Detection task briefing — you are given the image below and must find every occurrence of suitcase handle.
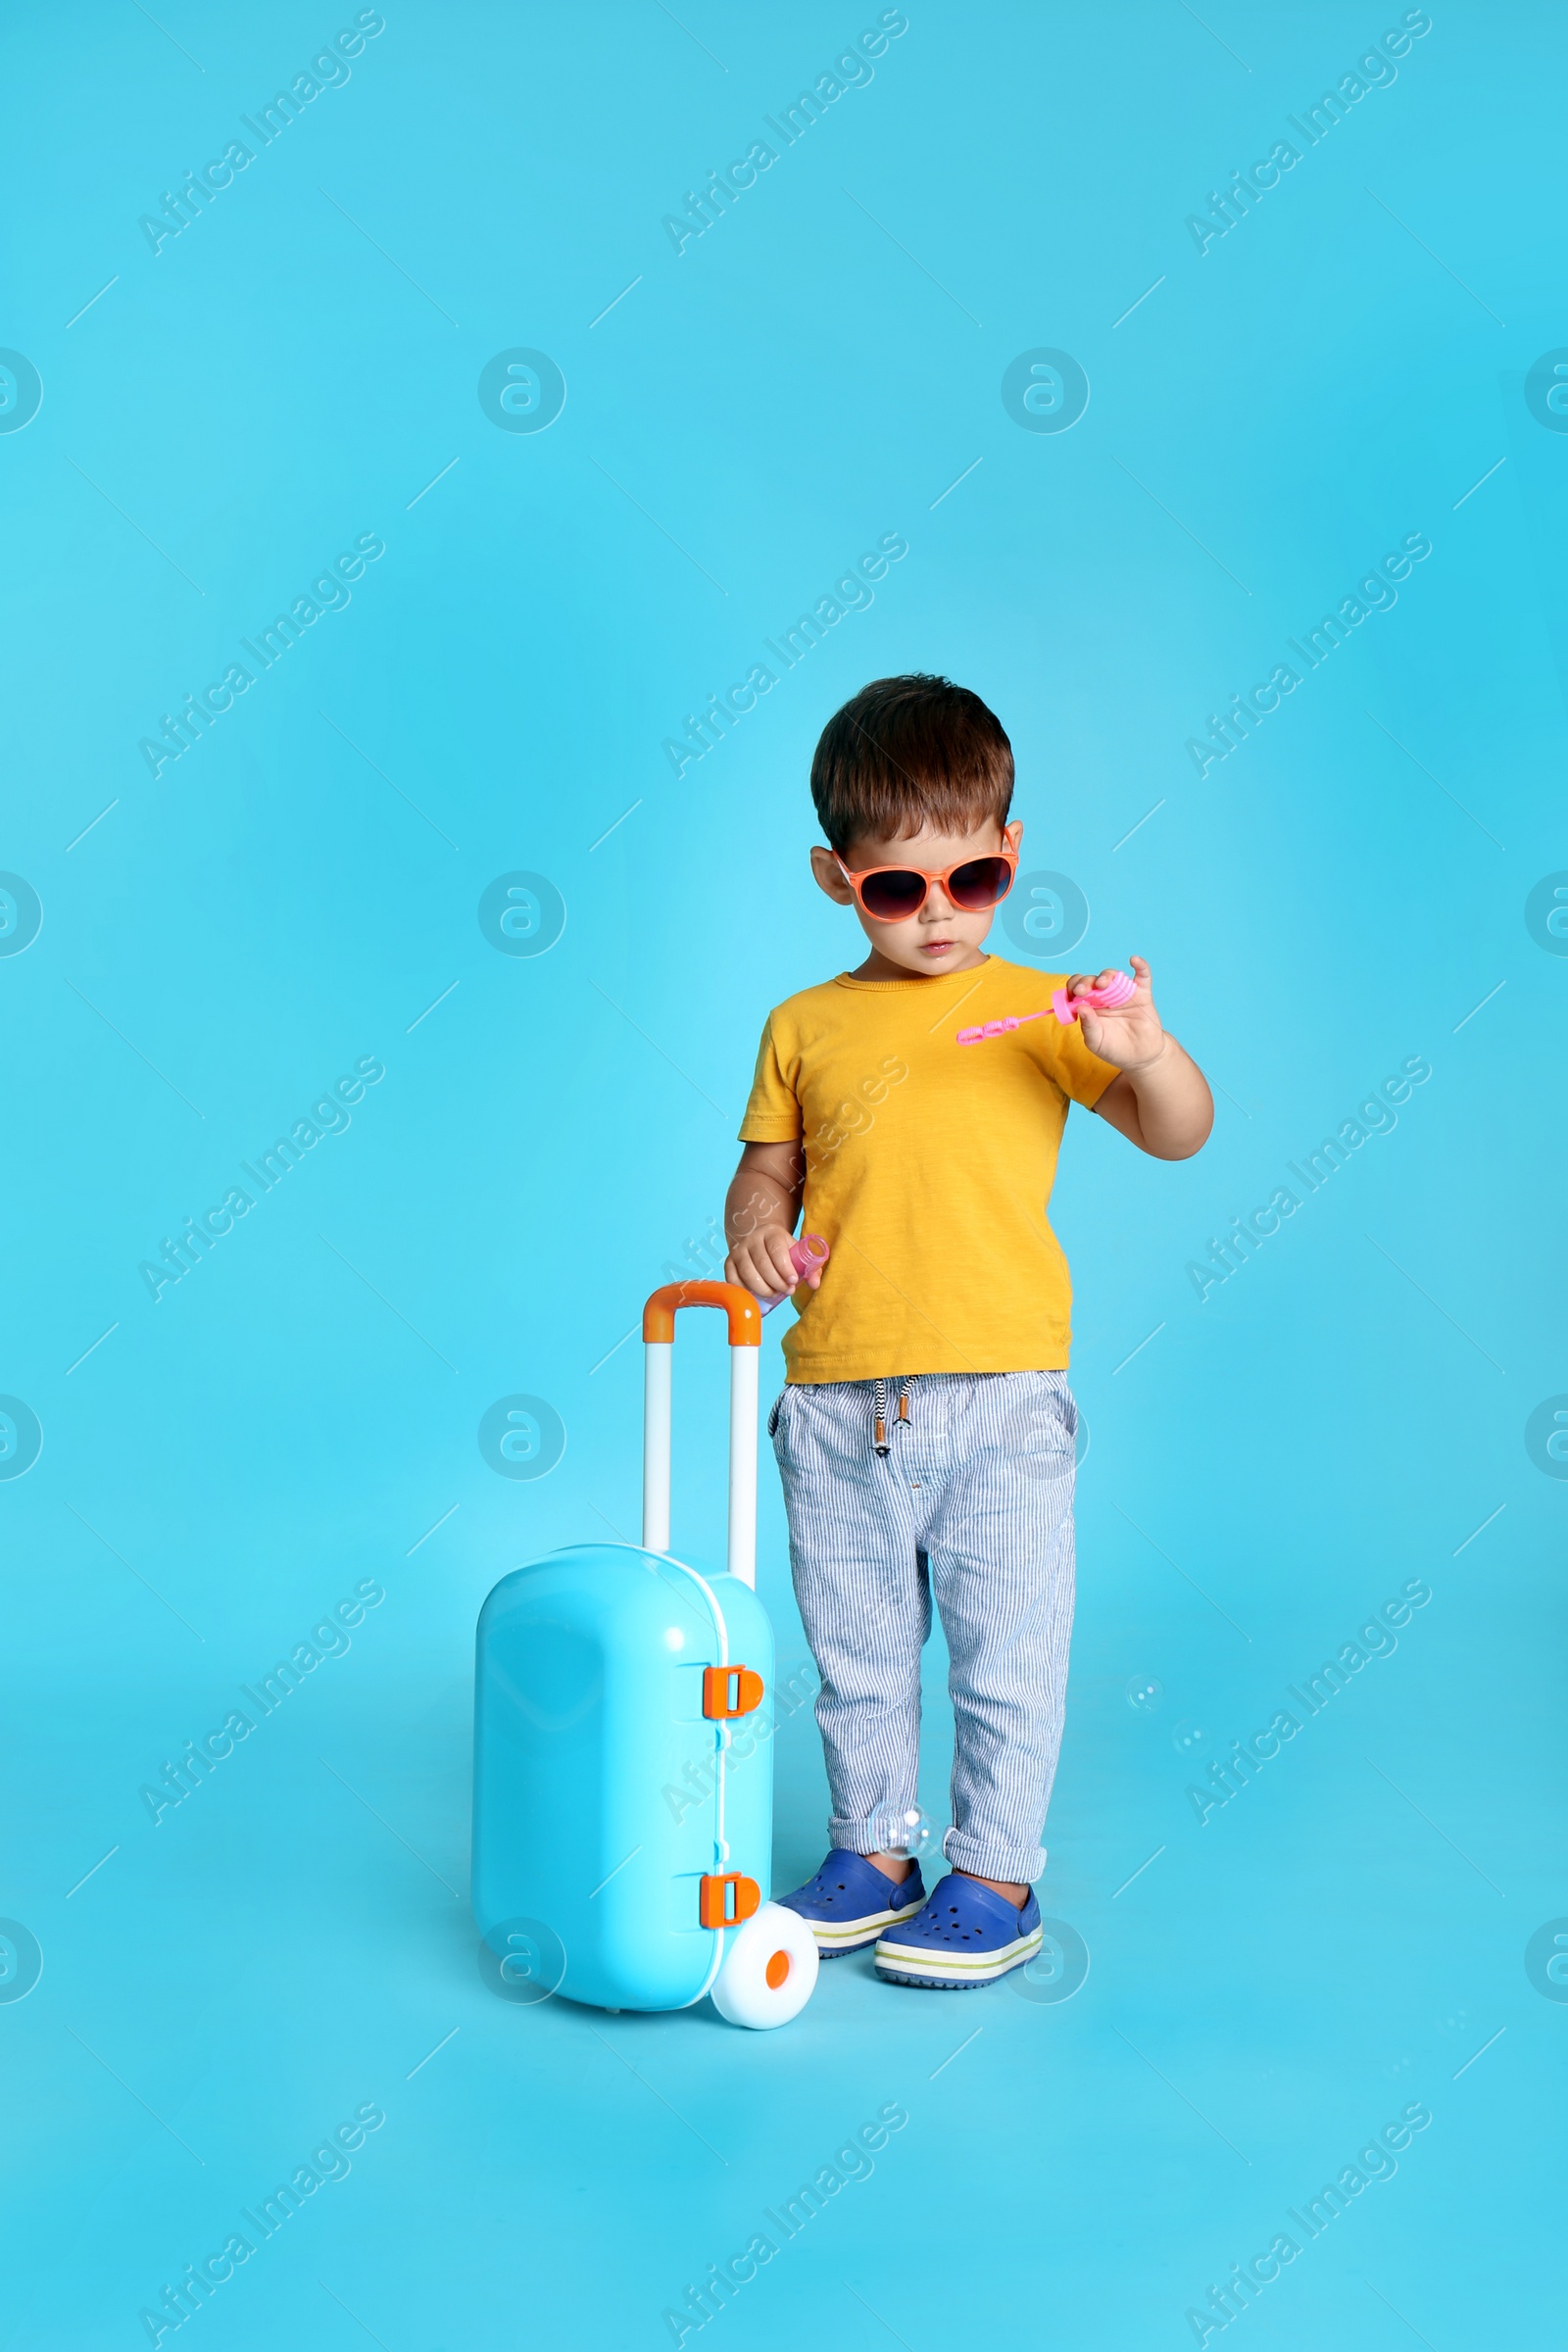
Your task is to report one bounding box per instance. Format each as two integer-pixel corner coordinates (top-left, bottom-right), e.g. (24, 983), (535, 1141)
(641, 1281), (761, 1588)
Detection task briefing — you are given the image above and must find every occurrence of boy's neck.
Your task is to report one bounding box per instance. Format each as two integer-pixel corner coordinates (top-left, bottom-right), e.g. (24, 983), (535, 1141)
(851, 945), (989, 983)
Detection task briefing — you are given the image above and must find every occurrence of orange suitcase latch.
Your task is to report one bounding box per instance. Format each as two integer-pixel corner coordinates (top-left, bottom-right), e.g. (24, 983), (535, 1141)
(699, 1873), (760, 1929)
(703, 1665), (763, 1719)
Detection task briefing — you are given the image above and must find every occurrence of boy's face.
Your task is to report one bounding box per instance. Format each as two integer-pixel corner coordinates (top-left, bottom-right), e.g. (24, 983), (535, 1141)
(810, 815), (1024, 977)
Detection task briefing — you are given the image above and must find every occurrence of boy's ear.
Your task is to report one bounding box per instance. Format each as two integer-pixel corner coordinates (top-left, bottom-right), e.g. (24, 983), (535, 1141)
(1004, 818), (1023, 853)
(810, 846), (855, 903)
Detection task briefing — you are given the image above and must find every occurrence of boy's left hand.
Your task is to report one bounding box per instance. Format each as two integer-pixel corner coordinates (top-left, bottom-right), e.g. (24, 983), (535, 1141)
(1064, 955), (1166, 1069)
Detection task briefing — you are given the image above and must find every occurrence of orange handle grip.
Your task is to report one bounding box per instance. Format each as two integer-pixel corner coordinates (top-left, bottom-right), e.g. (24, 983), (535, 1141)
(642, 1280), (762, 1348)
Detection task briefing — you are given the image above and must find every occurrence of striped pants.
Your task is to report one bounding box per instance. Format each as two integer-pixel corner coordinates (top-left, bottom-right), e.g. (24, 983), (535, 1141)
(769, 1370), (1077, 1886)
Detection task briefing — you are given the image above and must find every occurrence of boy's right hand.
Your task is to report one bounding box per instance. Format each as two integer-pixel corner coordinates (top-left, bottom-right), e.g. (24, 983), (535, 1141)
(726, 1227), (818, 1302)
(724, 1142), (812, 1299)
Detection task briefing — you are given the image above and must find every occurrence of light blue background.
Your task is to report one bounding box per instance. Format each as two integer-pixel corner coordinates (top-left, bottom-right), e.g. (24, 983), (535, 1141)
(1, 3), (1563, 2345)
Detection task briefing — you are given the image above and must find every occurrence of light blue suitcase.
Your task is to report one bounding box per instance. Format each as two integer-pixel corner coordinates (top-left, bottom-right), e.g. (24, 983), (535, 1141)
(471, 1280), (818, 2028)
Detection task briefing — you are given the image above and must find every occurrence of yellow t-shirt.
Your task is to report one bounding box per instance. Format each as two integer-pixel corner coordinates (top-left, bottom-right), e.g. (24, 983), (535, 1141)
(740, 954), (1120, 1382)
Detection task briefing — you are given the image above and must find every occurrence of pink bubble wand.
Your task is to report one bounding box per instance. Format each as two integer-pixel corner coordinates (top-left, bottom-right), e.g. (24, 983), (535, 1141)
(956, 968), (1136, 1046)
(760, 1234), (830, 1315)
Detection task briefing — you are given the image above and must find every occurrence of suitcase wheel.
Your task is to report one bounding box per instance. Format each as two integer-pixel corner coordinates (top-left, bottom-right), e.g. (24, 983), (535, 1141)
(710, 1901), (819, 2030)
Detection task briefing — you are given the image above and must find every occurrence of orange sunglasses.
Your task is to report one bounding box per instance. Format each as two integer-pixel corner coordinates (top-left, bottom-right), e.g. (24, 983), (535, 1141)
(834, 848), (1018, 923)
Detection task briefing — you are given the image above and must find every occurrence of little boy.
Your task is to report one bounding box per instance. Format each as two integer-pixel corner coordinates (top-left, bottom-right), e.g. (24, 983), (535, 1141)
(724, 674), (1212, 1987)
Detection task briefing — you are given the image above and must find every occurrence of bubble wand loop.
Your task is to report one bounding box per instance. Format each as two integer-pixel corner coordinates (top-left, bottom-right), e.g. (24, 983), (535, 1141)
(956, 967), (1136, 1046)
(760, 1234), (830, 1315)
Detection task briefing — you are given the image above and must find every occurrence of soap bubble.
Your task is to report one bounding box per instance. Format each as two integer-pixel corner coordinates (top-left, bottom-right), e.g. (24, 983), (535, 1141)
(1125, 1677), (1162, 1713)
(1171, 1719), (1207, 1756)
(871, 1804), (932, 1859)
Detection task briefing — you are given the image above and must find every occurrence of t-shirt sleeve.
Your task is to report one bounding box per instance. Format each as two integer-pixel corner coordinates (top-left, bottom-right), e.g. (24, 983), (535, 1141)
(738, 1014), (802, 1142)
(1046, 1010), (1122, 1109)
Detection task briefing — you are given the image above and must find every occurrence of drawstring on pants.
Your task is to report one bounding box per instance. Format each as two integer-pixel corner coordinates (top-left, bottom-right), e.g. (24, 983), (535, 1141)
(872, 1377), (915, 1456)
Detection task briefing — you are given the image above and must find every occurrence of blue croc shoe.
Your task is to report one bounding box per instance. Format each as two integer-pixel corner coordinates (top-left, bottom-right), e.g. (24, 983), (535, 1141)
(777, 1849), (928, 1956)
(874, 1874), (1043, 1987)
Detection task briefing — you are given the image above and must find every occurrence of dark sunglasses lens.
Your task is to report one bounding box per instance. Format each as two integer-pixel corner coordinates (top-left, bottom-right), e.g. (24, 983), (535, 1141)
(947, 857), (1013, 910)
(858, 868), (928, 920)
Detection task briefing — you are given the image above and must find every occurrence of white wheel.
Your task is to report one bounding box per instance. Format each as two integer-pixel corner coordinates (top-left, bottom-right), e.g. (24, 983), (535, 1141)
(710, 1901), (818, 2030)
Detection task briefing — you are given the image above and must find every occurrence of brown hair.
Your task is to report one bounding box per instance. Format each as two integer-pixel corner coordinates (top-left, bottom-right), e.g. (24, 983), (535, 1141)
(808, 674), (1013, 851)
